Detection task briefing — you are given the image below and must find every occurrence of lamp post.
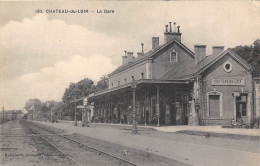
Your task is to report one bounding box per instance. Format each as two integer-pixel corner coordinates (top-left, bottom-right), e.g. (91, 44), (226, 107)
(131, 81), (138, 134)
(145, 91), (148, 126)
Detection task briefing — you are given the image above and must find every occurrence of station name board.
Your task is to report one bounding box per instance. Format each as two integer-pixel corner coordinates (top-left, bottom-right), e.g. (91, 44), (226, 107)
(211, 77), (245, 86)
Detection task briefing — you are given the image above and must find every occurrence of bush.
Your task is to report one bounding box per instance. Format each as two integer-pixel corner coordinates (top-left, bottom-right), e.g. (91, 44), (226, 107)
(250, 117), (260, 128)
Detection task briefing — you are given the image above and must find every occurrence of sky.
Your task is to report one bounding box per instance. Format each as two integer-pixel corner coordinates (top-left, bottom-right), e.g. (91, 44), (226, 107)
(0, 1), (260, 110)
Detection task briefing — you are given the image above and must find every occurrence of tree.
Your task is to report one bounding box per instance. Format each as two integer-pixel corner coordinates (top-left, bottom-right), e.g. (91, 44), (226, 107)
(62, 78), (95, 117)
(40, 105), (49, 121)
(232, 39), (260, 73)
(62, 78), (95, 103)
(24, 99), (42, 113)
(95, 75), (109, 92)
(24, 99), (42, 120)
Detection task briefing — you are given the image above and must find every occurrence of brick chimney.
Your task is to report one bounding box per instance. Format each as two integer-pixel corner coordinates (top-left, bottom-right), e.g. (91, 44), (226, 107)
(126, 52), (134, 63)
(164, 22), (182, 43)
(122, 56), (127, 65)
(212, 46), (224, 56)
(152, 37), (159, 49)
(137, 52), (143, 58)
(194, 45), (206, 65)
(122, 51), (127, 65)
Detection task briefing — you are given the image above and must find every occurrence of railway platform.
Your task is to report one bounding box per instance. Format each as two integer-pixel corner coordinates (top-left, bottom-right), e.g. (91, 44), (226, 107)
(56, 120), (260, 137)
(34, 120), (259, 166)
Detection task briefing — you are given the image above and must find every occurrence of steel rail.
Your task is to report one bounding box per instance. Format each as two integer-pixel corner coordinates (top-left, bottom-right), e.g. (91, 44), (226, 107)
(28, 121), (140, 166)
(21, 121), (82, 166)
(3, 133), (71, 137)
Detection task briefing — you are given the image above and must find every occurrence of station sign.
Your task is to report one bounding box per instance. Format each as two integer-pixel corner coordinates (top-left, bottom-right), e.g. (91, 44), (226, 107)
(233, 92), (240, 97)
(83, 97), (88, 106)
(211, 77), (245, 86)
(76, 105), (85, 109)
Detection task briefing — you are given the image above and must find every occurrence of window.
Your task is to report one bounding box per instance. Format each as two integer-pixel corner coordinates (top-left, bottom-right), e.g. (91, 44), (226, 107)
(207, 90), (223, 118)
(124, 78), (127, 83)
(242, 103), (247, 116)
(141, 72), (144, 79)
(223, 62), (232, 72)
(184, 95), (188, 102)
(209, 95), (220, 118)
(118, 81), (120, 86)
(111, 83), (113, 88)
(237, 94), (247, 102)
(170, 50), (178, 62)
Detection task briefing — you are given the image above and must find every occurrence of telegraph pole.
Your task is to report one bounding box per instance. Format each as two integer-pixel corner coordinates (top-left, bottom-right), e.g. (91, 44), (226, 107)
(74, 101), (77, 126)
(2, 106), (4, 124)
(51, 107), (53, 122)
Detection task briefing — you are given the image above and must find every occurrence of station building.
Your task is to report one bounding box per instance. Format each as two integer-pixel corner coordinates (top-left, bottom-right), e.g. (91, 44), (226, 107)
(88, 23), (260, 126)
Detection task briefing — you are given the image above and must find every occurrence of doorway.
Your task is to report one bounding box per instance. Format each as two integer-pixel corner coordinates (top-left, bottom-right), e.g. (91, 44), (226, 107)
(236, 94), (247, 122)
(169, 103), (176, 125)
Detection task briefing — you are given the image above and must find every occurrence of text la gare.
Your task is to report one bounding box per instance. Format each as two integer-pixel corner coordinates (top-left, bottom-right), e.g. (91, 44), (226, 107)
(97, 9), (114, 13)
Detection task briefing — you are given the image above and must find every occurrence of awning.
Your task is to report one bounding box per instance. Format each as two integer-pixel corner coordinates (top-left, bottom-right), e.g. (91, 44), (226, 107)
(88, 79), (191, 100)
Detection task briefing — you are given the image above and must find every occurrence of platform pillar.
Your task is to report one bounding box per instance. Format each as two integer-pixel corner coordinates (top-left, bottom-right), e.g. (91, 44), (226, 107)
(156, 85), (160, 127)
(132, 82), (138, 134)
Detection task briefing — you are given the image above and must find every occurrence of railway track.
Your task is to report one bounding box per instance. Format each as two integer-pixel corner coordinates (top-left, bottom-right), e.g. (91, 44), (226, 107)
(21, 121), (82, 166)
(22, 120), (140, 166)
(1, 120), (76, 166)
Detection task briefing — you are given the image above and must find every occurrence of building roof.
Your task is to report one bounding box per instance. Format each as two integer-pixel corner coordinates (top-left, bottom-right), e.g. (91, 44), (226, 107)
(108, 38), (195, 77)
(89, 42), (253, 100)
(158, 61), (196, 80)
(194, 48), (251, 76)
(158, 48), (252, 80)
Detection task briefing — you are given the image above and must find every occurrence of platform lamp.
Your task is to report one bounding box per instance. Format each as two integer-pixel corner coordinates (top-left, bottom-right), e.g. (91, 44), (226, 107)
(51, 106), (55, 123)
(72, 90), (81, 126)
(70, 99), (78, 126)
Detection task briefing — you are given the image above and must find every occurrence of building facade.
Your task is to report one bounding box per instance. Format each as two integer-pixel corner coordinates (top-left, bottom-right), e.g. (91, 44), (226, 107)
(88, 23), (259, 126)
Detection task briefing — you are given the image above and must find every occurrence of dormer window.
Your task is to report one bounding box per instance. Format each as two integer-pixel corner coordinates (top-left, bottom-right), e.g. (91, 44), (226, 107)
(170, 49), (178, 62)
(141, 72), (144, 79)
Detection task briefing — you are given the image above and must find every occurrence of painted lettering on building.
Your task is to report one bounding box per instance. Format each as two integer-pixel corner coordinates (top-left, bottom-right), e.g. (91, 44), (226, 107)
(211, 77), (245, 86)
